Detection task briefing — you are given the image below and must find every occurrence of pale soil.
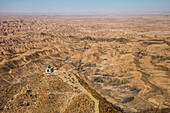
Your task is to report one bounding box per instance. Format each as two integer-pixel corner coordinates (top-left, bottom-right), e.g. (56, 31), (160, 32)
(0, 14), (170, 112)
(53, 70), (99, 113)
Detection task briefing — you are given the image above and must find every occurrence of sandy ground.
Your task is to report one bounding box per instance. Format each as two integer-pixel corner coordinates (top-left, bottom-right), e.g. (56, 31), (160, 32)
(0, 14), (170, 112)
(53, 70), (99, 113)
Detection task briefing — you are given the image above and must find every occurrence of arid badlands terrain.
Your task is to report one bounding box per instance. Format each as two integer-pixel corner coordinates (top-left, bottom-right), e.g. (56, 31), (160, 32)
(0, 14), (170, 113)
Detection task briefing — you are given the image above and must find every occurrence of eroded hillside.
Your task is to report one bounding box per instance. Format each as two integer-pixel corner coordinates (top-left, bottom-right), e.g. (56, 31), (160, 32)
(0, 14), (170, 112)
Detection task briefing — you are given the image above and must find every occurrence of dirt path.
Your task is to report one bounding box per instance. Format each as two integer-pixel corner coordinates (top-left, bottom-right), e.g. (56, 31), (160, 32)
(53, 70), (99, 113)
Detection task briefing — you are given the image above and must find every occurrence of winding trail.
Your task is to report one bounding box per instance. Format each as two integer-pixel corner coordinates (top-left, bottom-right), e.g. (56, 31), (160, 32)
(53, 70), (99, 113)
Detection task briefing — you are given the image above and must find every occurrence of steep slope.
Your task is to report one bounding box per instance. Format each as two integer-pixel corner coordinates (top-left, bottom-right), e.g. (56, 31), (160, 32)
(1, 70), (123, 113)
(0, 14), (170, 112)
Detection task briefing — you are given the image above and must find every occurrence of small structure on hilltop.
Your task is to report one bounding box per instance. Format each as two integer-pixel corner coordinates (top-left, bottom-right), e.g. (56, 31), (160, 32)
(45, 65), (54, 73)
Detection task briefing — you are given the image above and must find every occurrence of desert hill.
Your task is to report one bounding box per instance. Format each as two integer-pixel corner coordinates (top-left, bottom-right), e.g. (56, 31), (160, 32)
(0, 14), (170, 112)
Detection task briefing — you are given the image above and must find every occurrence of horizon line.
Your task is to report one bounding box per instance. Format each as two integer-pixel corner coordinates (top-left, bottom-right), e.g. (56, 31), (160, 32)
(0, 12), (170, 15)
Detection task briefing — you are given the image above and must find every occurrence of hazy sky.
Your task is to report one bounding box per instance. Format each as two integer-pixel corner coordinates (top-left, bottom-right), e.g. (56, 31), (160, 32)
(0, 0), (170, 13)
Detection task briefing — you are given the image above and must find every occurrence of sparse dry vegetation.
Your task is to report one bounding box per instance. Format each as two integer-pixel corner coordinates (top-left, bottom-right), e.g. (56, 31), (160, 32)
(0, 14), (170, 113)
